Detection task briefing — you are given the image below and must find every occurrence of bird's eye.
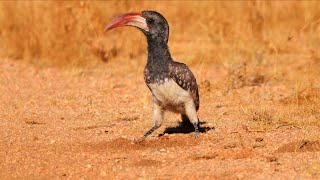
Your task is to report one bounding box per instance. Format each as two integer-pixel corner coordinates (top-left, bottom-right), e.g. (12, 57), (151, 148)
(147, 18), (154, 23)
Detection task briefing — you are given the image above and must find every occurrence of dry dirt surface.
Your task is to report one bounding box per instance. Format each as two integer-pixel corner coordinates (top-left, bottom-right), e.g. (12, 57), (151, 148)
(1, 58), (320, 179)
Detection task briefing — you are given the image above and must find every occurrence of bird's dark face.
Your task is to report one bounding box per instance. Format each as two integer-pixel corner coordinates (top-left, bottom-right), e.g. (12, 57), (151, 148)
(105, 11), (169, 44)
(141, 11), (169, 43)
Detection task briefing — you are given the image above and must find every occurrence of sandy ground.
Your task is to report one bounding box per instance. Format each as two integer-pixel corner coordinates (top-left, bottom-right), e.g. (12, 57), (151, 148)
(0, 58), (320, 179)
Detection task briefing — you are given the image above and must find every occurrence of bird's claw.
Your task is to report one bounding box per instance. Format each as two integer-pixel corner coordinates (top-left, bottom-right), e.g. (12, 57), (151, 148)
(134, 137), (146, 144)
(192, 132), (200, 138)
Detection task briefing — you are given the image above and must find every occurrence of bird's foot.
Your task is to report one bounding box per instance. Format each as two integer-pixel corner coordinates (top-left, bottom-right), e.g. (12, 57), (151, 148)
(192, 122), (200, 138)
(192, 131), (200, 138)
(134, 137), (145, 143)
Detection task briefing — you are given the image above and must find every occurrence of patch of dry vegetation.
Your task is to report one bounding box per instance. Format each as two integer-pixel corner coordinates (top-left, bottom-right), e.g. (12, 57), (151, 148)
(239, 87), (320, 129)
(243, 108), (276, 129)
(279, 88), (320, 127)
(0, 1), (320, 67)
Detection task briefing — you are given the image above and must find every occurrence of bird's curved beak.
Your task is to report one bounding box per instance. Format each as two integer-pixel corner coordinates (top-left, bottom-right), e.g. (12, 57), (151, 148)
(105, 12), (149, 32)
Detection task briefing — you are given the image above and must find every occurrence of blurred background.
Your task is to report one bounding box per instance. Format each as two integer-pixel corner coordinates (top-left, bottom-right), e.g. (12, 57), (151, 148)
(0, 1), (319, 67)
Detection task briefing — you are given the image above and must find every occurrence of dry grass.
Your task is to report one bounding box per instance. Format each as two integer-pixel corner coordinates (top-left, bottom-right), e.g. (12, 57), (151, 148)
(243, 108), (276, 129)
(238, 86), (320, 130)
(0, 1), (319, 67)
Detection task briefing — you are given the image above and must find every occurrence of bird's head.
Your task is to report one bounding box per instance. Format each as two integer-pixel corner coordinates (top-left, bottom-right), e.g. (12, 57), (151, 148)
(105, 11), (169, 44)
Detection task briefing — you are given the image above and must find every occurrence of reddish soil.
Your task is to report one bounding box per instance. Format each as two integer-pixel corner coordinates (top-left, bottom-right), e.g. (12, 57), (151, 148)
(1, 59), (320, 179)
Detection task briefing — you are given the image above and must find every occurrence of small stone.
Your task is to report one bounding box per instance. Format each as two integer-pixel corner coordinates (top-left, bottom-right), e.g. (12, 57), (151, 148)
(220, 111), (228, 115)
(252, 143), (266, 148)
(50, 140), (56, 144)
(266, 156), (278, 162)
(255, 137), (264, 142)
(86, 164), (92, 168)
(160, 148), (166, 152)
(223, 142), (237, 149)
(216, 104), (224, 108)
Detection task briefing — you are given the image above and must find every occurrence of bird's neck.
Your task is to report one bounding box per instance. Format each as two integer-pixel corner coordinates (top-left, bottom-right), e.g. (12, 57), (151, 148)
(146, 38), (172, 66)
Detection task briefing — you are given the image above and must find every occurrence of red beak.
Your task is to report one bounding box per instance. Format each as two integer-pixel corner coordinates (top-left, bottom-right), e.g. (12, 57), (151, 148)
(105, 12), (149, 32)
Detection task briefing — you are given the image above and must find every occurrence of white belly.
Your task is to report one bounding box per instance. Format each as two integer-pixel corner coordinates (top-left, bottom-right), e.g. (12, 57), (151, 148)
(148, 78), (192, 113)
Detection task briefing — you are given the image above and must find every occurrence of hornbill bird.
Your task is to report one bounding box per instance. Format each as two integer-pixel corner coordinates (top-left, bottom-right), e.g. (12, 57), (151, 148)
(105, 11), (200, 138)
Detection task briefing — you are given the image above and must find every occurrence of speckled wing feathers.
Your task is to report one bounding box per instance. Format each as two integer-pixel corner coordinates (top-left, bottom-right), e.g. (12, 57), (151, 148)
(168, 62), (199, 111)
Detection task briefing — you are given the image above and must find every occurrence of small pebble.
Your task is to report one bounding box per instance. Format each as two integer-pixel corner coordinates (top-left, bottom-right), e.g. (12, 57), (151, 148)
(255, 137), (264, 142)
(266, 156), (278, 162)
(223, 143), (237, 149)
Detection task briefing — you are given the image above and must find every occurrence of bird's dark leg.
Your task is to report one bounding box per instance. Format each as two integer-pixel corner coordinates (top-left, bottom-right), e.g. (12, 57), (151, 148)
(144, 124), (160, 138)
(144, 98), (164, 139)
(192, 122), (200, 138)
(185, 100), (200, 138)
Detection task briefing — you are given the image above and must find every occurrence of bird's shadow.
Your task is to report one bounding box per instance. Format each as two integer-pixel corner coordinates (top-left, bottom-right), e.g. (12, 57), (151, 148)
(160, 121), (214, 136)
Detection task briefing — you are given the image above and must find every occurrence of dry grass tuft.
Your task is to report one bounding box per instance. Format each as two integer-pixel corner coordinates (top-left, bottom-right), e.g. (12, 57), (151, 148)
(225, 62), (265, 90)
(280, 88), (320, 105)
(240, 88), (320, 129)
(242, 108), (276, 129)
